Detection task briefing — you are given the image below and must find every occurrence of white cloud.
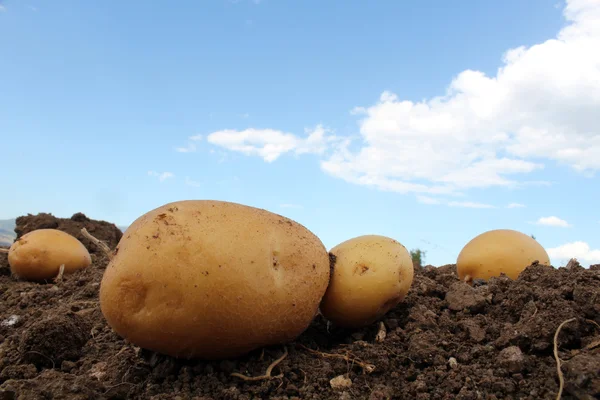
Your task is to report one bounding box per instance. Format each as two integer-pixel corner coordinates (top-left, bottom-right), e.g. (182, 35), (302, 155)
(416, 196), (498, 208)
(280, 204), (303, 209)
(507, 202), (526, 208)
(202, 0), (600, 201)
(0, 5), (6, 12)
(417, 195), (442, 205)
(185, 177), (201, 187)
(175, 134), (203, 153)
(319, 0), (600, 194)
(448, 201), (495, 209)
(535, 216), (572, 227)
(207, 124), (338, 162)
(175, 143), (197, 153)
(28, 5), (38, 11)
(148, 171), (174, 182)
(547, 241), (600, 264)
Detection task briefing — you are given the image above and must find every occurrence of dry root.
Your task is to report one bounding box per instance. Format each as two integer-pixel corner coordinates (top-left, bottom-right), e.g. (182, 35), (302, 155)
(231, 346), (288, 381)
(554, 317), (576, 400)
(81, 228), (114, 259)
(0, 248), (8, 253)
(375, 321), (387, 343)
(53, 264), (65, 283)
(298, 344), (376, 374)
(553, 317), (600, 400)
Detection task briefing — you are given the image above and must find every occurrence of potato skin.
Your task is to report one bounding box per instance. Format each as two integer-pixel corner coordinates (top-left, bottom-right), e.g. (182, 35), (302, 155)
(319, 235), (414, 328)
(457, 229), (551, 282)
(99, 200), (330, 360)
(8, 229), (91, 281)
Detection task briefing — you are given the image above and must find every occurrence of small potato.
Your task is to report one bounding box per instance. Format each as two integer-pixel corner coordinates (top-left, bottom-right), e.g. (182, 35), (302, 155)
(457, 229), (551, 282)
(99, 200), (330, 360)
(8, 229), (92, 281)
(319, 235), (414, 328)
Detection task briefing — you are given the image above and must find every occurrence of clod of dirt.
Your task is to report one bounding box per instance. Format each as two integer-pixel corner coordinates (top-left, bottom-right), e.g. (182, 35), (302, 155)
(498, 345), (525, 373)
(19, 312), (90, 369)
(564, 352), (600, 398)
(445, 281), (487, 312)
(14, 212), (122, 254)
(0, 364), (37, 381)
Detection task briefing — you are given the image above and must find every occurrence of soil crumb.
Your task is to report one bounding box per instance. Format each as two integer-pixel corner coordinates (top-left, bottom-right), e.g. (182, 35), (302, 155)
(0, 215), (599, 399)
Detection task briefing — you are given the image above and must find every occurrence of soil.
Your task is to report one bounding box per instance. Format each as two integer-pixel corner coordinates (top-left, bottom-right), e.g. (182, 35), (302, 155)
(0, 213), (599, 399)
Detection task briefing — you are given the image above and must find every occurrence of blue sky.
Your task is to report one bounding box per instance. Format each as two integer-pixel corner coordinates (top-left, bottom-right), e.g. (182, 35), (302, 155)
(1, 0), (599, 267)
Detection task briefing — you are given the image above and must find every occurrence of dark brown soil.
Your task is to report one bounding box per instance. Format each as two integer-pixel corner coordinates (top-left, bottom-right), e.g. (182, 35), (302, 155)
(0, 214), (599, 399)
(14, 212), (123, 254)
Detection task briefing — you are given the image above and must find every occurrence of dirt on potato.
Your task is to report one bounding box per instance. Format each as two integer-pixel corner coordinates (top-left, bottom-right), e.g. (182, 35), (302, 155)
(0, 213), (599, 400)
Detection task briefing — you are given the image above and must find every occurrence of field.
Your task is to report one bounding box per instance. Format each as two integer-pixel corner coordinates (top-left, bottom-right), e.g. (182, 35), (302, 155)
(0, 213), (598, 399)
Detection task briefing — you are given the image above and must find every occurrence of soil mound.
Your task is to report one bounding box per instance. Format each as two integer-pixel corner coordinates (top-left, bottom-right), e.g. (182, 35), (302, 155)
(0, 222), (598, 399)
(14, 212), (122, 253)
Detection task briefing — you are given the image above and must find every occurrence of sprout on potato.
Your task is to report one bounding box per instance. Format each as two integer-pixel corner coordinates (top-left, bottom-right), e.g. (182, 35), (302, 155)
(7, 229), (91, 281)
(456, 229), (551, 283)
(99, 200), (331, 360)
(319, 235), (415, 328)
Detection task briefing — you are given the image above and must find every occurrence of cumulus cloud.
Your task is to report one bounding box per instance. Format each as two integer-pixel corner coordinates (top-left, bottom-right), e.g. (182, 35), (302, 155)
(547, 241), (600, 264)
(535, 216), (572, 227)
(202, 0), (600, 200)
(148, 171), (174, 182)
(207, 125), (338, 162)
(320, 0), (600, 194)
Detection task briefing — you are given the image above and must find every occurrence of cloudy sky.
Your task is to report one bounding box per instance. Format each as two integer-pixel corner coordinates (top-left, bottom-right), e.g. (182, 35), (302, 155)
(1, 0), (599, 267)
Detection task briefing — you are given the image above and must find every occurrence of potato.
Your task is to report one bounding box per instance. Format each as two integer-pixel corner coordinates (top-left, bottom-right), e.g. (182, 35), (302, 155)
(8, 229), (92, 281)
(99, 200), (330, 360)
(319, 235), (414, 328)
(457, 229), (551, 282)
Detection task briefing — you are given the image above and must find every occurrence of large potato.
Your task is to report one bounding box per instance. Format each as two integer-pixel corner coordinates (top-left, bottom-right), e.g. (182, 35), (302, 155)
(8, 229), (91, 281)
(319, 235), (414, 328)
(457, 229), (551, 282)
(99, 200), (330, 360)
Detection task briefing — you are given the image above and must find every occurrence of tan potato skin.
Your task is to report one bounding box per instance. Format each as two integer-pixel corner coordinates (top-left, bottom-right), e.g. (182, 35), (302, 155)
(457, 229), (551, 282)
(8, 229), (92, 281)
(319, 235), (414, 328)
(99, 200), (330, 360)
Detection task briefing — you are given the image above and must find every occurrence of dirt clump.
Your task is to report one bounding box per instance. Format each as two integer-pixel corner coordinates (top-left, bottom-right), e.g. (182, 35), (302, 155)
(0, 216), (599, 399)
(14, 212), (122, 253)
(19, 312), (91, 368)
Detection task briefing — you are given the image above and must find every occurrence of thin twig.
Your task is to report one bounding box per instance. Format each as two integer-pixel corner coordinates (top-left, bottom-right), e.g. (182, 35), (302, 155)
(0, 248), (9, 253)
(81, 228), (114, 259)
(24, 351), (56, 368)
(298, 344), (376, 374)
(554, 317), (576, 400)
(231, 346), (288, 381)
(586, 319), (600, 331)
